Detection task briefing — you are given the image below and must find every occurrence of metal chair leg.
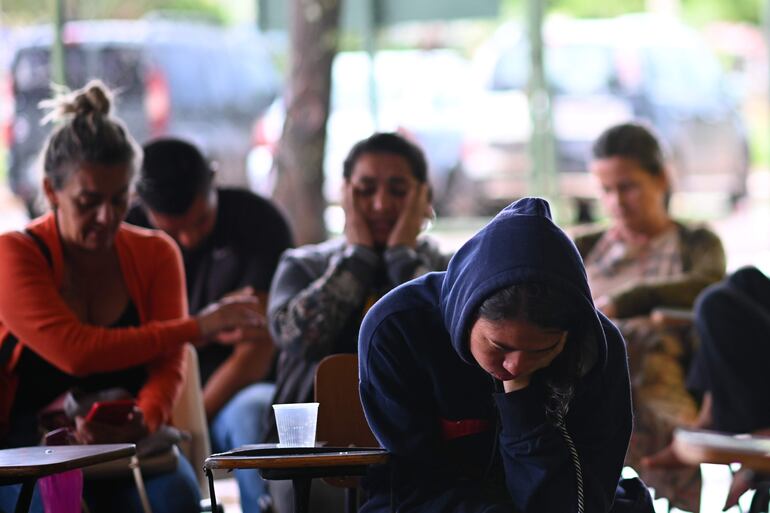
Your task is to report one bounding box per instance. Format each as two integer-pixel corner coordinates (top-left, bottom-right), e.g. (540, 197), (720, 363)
(345, 487), (358, 513)
(205, 468), (219, 513)
(292, 477), (312, 513)
(129, 455), (153, 513)
(14, 478), (37, 513)
(749, 486), (769, 513)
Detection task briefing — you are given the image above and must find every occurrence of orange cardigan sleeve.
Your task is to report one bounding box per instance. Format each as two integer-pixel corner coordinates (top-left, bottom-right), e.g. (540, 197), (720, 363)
(0, 232), (200, 377)
(132, 235), (190, 431)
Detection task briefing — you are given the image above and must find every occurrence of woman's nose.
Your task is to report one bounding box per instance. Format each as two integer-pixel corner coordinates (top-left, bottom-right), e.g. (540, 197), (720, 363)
(95, 203), (114, 224)
(605, 190), (626, 213)
(503, 353), (524, 376)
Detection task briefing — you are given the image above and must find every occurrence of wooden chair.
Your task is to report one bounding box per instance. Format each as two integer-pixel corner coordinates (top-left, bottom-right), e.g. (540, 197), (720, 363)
(314, 354), (381, 512)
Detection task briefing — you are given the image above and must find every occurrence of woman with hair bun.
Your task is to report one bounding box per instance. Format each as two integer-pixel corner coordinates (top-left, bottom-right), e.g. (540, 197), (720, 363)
(0, 80), (264, 512)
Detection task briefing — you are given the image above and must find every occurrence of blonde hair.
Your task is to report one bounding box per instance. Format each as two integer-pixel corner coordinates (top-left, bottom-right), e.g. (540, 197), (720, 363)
(39, 80), (139, 189)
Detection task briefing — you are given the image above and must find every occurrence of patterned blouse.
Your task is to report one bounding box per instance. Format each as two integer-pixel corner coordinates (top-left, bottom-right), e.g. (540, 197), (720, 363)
(574, 222), (726, 318)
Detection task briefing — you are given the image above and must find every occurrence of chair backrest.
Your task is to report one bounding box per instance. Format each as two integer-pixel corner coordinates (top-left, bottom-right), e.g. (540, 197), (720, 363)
(314, 354), (378, 448)
(172, 344), (212, 496)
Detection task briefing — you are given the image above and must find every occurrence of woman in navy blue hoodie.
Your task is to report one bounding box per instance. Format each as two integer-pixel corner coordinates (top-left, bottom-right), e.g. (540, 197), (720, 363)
(359, 198), (642, 512)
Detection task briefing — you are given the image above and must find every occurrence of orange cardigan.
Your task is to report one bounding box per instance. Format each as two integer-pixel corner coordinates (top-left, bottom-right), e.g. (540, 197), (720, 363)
(0, 213), (201, 431)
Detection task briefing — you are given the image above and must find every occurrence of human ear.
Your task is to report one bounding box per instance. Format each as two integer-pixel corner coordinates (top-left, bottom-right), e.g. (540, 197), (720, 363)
(43, 177), (59, 209)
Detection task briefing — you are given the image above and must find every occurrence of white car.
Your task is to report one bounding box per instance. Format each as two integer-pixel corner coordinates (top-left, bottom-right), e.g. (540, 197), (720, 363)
(462, 15), (749, 218)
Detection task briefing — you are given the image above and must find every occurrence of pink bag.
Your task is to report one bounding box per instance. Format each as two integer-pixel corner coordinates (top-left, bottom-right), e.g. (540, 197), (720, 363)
(38, 470), (83, 513)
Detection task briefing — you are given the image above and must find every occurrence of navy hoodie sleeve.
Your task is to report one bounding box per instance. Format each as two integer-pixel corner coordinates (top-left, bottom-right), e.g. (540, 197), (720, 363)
(361, 313), (631, 513)
(493, 318), (632, 512)
(360, 312), (510, 513)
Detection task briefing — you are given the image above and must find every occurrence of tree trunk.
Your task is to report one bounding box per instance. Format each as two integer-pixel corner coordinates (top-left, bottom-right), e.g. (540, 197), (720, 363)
(273, 0), (341, 245)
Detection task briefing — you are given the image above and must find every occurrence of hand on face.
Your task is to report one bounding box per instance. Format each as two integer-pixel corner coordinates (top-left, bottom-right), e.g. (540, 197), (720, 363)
(470, 318), (569, 393)
(344, 151), (430, 249)
(343, 181), (375, 248)
(387, 183), (431, 249)
(502, 333), (567, 392)
(75, 406), (147, 444)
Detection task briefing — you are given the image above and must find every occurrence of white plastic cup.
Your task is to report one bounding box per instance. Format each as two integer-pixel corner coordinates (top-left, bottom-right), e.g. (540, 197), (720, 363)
(272, 402), (319, 447)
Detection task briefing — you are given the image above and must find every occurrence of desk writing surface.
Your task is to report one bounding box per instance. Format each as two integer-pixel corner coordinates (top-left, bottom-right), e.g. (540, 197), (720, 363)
(0, 444), (136, 478)
(674, 429), (770, 473)
(204, 445), (389, 471)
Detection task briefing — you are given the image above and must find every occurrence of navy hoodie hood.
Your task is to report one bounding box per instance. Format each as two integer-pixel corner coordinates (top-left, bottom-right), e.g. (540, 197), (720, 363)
(440, 197), (602, 373)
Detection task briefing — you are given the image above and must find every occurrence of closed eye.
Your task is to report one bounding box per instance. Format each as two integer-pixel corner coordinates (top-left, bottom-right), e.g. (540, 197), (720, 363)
(532, 341), (561, 354)
(489, 340), (508, 352)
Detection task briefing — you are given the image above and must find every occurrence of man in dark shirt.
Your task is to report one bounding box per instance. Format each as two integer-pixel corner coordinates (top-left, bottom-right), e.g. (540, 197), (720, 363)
(127, 138), (292, 513)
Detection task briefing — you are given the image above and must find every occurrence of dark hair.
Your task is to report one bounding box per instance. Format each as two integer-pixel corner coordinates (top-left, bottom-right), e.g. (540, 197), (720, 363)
(342, 132), (428, 183)
(136, 138), (213, 215)
(592, 122), (665, 178)
(40, 80), (138, 189)
(478, 282), (583, 423)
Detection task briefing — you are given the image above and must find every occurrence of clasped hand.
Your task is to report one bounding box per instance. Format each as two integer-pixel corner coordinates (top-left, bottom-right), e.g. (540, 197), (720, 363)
(196, 288), (267, 345)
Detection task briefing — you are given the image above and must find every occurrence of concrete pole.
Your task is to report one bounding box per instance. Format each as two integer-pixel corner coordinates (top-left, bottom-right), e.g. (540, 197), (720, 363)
(362, 0), (379, 129)
(526, 0), (556, 202)
(51, 0), (66, 86)
(765, 0), (770, 179)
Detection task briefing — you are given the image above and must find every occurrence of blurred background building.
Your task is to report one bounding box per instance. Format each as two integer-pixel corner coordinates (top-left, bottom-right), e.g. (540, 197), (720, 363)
(1, 0), (769, 250)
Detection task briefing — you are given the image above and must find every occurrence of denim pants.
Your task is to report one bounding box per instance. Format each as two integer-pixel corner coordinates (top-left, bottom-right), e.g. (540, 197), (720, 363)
(0, 453), (200, 513)
(209, 382), (276, 513)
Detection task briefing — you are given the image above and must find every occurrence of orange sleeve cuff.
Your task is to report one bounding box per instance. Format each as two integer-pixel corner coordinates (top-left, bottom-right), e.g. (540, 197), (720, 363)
(138, 400), (164, 433)
(160, 318), (201, 346)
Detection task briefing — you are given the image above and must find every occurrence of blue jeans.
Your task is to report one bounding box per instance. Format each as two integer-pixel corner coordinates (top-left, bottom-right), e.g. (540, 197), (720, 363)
(210, 382), (275, 513)
(0, 453), (200, 513)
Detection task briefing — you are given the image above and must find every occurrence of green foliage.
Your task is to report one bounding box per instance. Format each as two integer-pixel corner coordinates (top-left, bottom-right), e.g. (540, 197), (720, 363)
(748, 107), (770, 168)
(550, 0), (646, 19)
(501, 0), (645, 19)
(681, 0), (761, 25)
(500, 0), (763, 24)
(1, 0), (227, 24)
(1, 0), (50, 23)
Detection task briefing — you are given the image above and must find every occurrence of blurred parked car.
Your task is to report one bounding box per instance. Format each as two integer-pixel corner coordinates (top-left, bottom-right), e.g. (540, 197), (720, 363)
(247, 49), (473, 215)
(2, 18), (280, 215)
(464, 14), (750, 217)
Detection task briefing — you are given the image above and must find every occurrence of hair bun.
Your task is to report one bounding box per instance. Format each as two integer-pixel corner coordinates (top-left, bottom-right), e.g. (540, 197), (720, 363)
(74, 81), (112, 117)
(39, 79), (113, 125)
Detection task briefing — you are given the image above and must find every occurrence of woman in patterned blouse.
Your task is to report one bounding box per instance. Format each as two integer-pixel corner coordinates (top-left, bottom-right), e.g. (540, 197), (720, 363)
(573, 122), (726, 511)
